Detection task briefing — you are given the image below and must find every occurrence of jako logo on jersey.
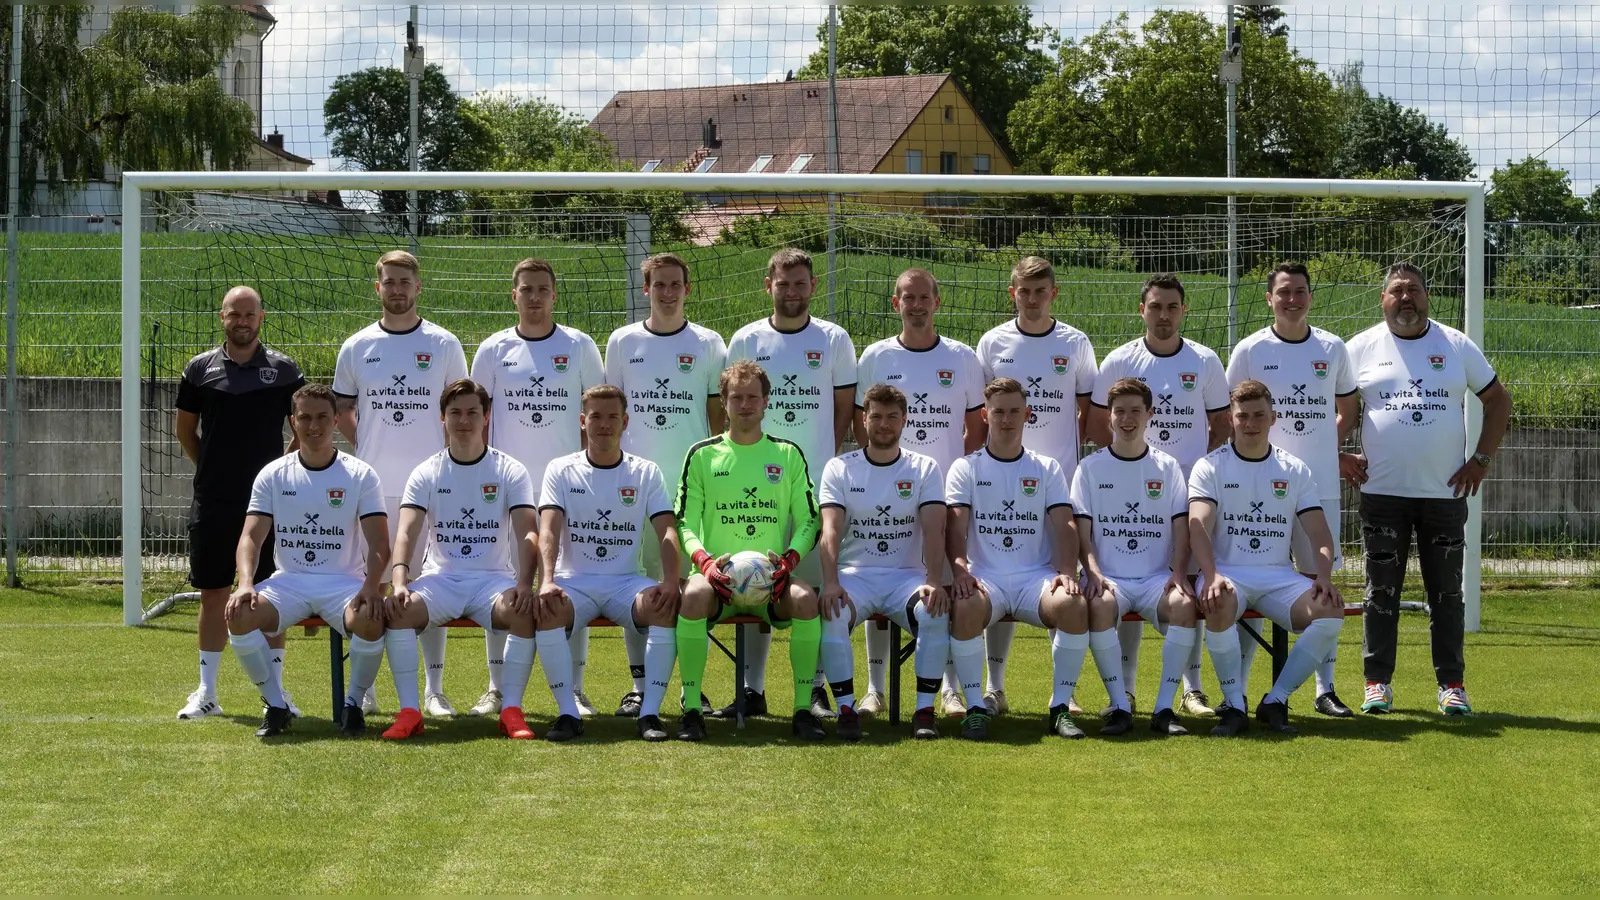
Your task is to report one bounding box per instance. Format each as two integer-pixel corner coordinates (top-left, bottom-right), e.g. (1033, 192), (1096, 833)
(327, 489), (345, 508)
(805, 350), (823, 369)
(1429, 355), (1445, 371)
(1146, 479), (1163, 499)
(481, 483), (499, 503)
(552, 355), (569, 372)
(1272, 480), (1288, 499)
(765, 464), (783, 483)
(258, 367), (278, 385)
(1312, 360), (1329, 379)
(1179, 372), (1197, 391)
(938, 370), (953, 387)
(896, 480), (913, 499)
(415, 353), (432, 371)
(619, 486), (637, 506)
(678, 354), (695, 373)
(1020, 477), (1038, 496)
(1052, 356), (1068, 375)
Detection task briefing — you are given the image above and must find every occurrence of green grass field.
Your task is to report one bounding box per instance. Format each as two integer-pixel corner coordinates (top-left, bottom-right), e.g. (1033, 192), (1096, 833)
(2, 583), (1596, 892)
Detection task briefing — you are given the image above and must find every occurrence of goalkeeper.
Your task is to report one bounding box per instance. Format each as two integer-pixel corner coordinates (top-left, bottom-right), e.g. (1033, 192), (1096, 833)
(674, 360), (825, 742)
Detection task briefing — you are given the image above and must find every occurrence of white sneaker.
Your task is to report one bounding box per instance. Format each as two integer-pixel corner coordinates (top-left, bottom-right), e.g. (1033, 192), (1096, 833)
(282, 690), (302, 719)
(177, 688), (223, 720)
(423, 692), (457, 717)
(1178, 689), (1216, 717)
(469, 688), (503, 716)
(938, 688), (966, 718)
(573, 690), (596, 717)
(361, 686), (380, 716)
(983, 688), (1010, 716)
(857, 691), (886, 718)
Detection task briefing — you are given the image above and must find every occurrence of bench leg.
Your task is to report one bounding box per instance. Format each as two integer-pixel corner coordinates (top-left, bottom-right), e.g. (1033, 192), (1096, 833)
(328, 628), (344, 722)
(888, 621), (901, 727)
(1271, 622), (1288, 683)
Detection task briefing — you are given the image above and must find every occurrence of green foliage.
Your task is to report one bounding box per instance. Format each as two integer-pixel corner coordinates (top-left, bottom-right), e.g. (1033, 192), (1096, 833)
(1010, 224), (1137, 272)
(715, 202), (979, 261)
(1487, 157), (1591, 224)
(1491, 226), (1600, 306)
(1, 6), (96, 212)
(1329, 71), (1474, 181)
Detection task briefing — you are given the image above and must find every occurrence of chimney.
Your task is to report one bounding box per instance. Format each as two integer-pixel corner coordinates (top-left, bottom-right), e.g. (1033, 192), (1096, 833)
(266, 130), (285, 151)
(702, 118), (721, 149)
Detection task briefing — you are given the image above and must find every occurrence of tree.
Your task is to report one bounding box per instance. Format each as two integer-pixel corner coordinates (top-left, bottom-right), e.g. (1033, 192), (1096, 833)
(1487, 157), (1589, 223)
(463, 94), (613, 172)
(1239, 5), (1289, 39)
(796, 4), (1055, 146)
(1, 6), (93, 214)
(1328, 73), (1474, 182)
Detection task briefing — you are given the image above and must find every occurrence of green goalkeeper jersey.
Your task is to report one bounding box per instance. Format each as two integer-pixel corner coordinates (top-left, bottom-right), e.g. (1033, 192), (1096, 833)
(675, 433), (819, 559)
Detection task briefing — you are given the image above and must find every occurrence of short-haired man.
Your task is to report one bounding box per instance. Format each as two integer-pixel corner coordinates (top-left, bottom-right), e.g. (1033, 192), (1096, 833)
(1091, 274), (1231, 719)
(1188, 380), (1345, 735)
(852, 268), (985, 719)
(947, 377), (1122, 740)
(1226, 261), (1360, 716)
(975, 255), (1099, 720)
(674, 360), (826, 741)
(1345, 263), (1512, 716)
(1072, 377), (1205, 735)
(333, 250), (468, 717)
(384, 380), (541, 741)
(721, 249), (856, 719)
(536, 385), (685, 742)
(603, 251), (726, 717)
(818, 383), (956, 740)
(224, 384), (390, 738)
(469, 258), (605, 718)
(174, 286), (306, 720)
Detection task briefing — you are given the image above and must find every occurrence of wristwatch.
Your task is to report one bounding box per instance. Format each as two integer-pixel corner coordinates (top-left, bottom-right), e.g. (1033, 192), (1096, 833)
(1471, 452), (1492, 468)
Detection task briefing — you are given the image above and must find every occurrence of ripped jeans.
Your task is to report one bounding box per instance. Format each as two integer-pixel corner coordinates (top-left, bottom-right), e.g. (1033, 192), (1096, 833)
(1359, 493), (1469, 685)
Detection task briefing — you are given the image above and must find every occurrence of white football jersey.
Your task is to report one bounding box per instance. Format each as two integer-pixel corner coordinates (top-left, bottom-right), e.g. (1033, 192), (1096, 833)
(248, 451), (385, 578)
(855, 336), (984, 475)
(818, 448), (945, 571)
(603, 320), (728, 494)
(1070, 445), (1188, 581)
(1188, 443), (1321, 569)
(1347, 319), (1497, 500)
(470, 324), (605, 489)
(332, 319), (469, 493)
(1226, 325), (1356, 498)
(400, 447), (536, 576)
(539, 451), (672, 577)
(1093, 337), (1228, 471)
(946, 447), (1071, 574)
(726, 315), (857, 483)
(977, 318), (1098, 478)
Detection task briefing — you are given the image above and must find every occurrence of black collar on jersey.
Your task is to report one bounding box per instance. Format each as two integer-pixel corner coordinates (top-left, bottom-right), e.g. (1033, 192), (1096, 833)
(297, 449), (339, 471)
(864, 448), (903, 467)
(516, 322), (558, 341)
(1109, 446), (1150, 462)
(895, 334), (941, 353)
(1015, 317), (1058, 338)
(217, 342), (270, 368)
(1229, 442), (1273, 463)
(1390, 320), (1433, 341)
(985, 446), (1024, 463)
(585, 450), (624, 470)
(379, 318), (424, 336)
(1270, 325), (1312, 345)
(644, 319), (689, 338)
(1142, 337), (1184, 358)
(448, 447), (489, 466)
(767, 315), (813, 335)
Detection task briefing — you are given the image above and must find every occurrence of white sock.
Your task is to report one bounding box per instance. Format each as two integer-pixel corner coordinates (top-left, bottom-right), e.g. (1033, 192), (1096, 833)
(346, 634), (385, 707)
(1183, 631), (1205, 693)
(623, 623), (648, 694)
(1156, 626), (1196, 713)
(229, 630), (283, 707)
(1314, 651), (1337, 696)
(1117, 619), (1144, 693)
(485, 628), (508, 693)
(536, 629), (581, 717)
(385, 629), (421, 711)
(984, 620), (1017, 691)
(641, 626), (675, 717)
(419, 624), (447, 695)
(1049, 629), (1090, 710)
(943, 664), (959, 696)
(1266, 618), (1342, 705)
(744, 624), (771, 692)
(865, 623), (890, 695)
(199, 649), (223, 693)
(268, 646), (286, 698)
(1204, 626), (1245, 711)
(1089, 627), (1126, 711)
(912, 608), (949, 711)
(502, 634), (536, 710)
(949, 634), (986, 710)
(567, 625), (589, 694)
(820, 614), (854, 710)
(1238, 625), (1260, 700)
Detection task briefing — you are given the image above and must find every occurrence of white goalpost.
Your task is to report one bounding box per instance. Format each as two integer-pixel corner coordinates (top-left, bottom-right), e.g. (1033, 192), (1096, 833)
(118, 170), (1487, 629)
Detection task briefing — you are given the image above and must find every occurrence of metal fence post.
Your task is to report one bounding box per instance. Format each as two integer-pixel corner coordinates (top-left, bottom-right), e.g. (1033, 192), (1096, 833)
(824, 4), (839, 320)
(405, 5), (421, 256)
(624, 212), (650, 325)
(4, 3), (21, 587)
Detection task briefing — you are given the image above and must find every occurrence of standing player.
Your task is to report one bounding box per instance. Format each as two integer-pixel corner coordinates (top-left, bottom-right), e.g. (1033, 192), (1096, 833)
(975, 255), (1098, 718)
(673, 361), (825, 741)
(817, 384), (954, 740)
(1090, 274), (1230, 718)
(1188, 380), (1345, 735)
(603, 252), (726, 717)
(333, 250), (467, 717)
(947, 377), (1123, 740)
(174, 286), (306, 720)
(852, 268), (985, 719)
(383, 380), (540, 741)
(469, 258), (604, 717)
(1226, 262), (1360, 716)
(538, 385), (685, 741)
(224, 384), (390, 739)
(721, 249), (856, 718)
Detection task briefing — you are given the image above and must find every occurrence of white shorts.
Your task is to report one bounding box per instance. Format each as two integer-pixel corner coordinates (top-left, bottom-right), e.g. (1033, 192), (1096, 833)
(259, 571), (364, 637)
(559, 572), (658, 633)
(973, 566), (1056, 628)
(409, 571), (515, 629)
(1291, 500), (1343, 573)
(1201, 564), (1313, 633)
(838, 566), (929, 632)
(1101, 571), (1170, 625)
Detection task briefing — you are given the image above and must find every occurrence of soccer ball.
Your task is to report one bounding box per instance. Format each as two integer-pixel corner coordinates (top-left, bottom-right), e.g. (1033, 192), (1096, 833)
(723, 550), (777, 608)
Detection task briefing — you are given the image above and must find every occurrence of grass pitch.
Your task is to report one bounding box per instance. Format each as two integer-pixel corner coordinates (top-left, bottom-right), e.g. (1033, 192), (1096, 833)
(1, 584), (1596, 892)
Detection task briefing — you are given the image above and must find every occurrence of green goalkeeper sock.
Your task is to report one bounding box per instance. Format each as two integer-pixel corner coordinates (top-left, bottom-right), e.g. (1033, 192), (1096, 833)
(789, 616), (821, 712)
(676, 615), (708, 712)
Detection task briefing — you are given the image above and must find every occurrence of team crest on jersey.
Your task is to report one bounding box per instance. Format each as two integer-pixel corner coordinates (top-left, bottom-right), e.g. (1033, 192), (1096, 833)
(1020, 477), (1038, 496)
(1272, 480), (1288, 499)
(1311, 360), (1329, 379)
(327, 489), (345, 508)
(552, 355), (569, 372)
(765, 464), (783, 483)
(1429, 355), (1445, 371)
(805, 350), (823, 369)
(677, 354), (695, 373)
(896, 479), (913, 499)
(415, 352), (432, 371)
(1179, 372), (1197, 391)
(481, 483), (499, 503)
(1052, 356), (1068, 375)
(619, 486), (637, 506)
(1146, 479), (1163, 499)
(258, 367), (278, 385)
(937, 370), (953, 387)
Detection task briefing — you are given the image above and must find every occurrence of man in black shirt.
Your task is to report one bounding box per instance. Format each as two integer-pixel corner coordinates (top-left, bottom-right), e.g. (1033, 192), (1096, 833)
(173, 286), (305, 720)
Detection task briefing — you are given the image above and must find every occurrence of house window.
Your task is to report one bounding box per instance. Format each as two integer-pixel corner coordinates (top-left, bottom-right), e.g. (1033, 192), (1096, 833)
(693, 156), (719, 173)
(641, 159), (662, 172)
(905, 149), (922, 174)
(973, 154), (991, 175)
(939, 152), (958, 174)
(787, 154), (814, 173)
(749, 155), (774, 173)
(943, 105), (953, 122)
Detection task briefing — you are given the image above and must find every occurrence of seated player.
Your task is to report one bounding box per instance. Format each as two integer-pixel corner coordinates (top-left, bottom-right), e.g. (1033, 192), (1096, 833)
(385, 379), (542, 741)
(817, 383), (960, 741)
(674, 360), (826, 742)
(1189, 379), (1346, 736)
(1073, 377), (1226, 736)
(224, 383), (390, 738)
(535, 385), (684, 742)
(947, 377), (1123, 740)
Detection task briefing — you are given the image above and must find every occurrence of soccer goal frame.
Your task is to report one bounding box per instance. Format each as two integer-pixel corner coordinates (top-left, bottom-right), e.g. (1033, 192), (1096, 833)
(118, 170), (1487, 628)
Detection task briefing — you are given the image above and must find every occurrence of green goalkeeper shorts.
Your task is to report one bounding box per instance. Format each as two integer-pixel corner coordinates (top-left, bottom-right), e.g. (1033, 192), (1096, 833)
(708, 599), (793, 630)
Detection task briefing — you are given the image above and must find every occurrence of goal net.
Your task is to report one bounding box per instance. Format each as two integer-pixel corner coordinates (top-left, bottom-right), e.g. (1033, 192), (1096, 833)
(119, 171), (1486, 625)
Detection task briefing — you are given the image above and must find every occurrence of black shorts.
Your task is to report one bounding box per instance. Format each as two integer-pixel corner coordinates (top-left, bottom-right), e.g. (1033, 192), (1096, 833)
(188, 515), (274, 590)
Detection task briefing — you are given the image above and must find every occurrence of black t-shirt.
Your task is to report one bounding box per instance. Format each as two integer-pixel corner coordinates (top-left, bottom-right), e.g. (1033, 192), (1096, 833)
(175, 344), (306, 518)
